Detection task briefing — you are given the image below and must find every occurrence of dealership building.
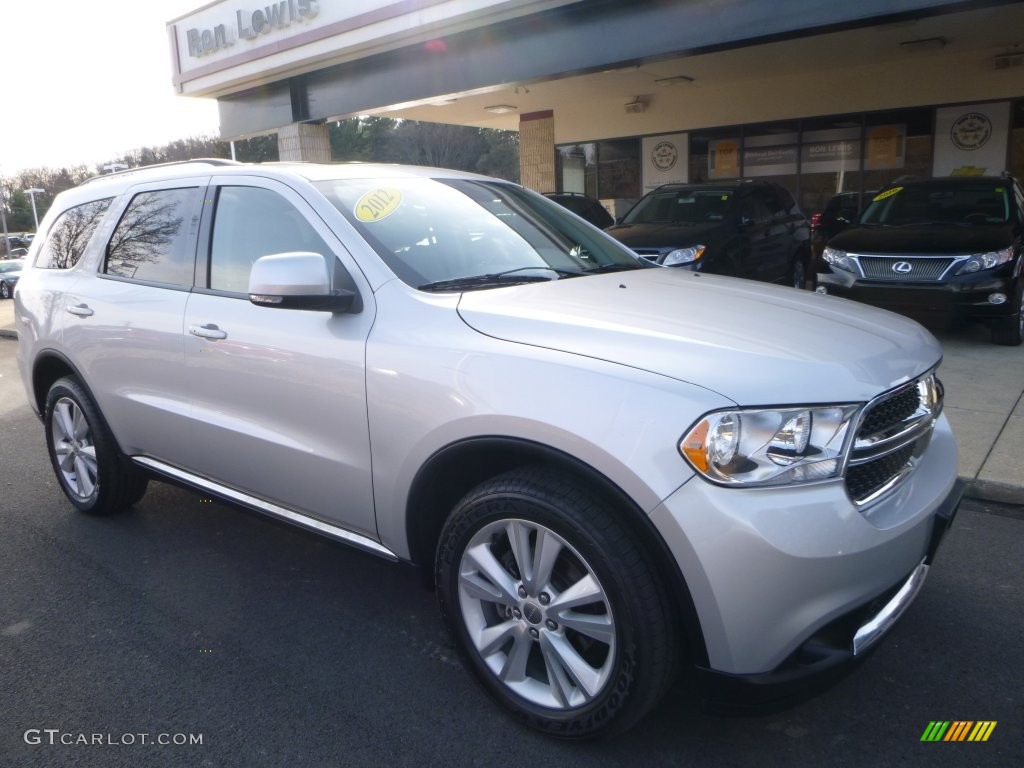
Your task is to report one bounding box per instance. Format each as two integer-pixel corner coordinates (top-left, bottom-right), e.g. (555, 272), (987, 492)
(168, 0), (1024, 215)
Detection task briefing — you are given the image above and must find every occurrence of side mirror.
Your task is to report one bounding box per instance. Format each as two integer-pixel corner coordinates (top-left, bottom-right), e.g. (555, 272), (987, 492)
(248, 252), (356, 313)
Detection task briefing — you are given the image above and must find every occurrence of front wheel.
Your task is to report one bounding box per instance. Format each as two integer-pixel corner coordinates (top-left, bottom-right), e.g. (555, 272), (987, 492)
(435, 467), (677, 738)
(44, 377), (148, 514)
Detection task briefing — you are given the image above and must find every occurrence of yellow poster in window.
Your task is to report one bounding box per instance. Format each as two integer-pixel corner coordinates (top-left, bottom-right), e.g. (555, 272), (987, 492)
(710, 139), (740, 179)
(866, 125), (905, 170)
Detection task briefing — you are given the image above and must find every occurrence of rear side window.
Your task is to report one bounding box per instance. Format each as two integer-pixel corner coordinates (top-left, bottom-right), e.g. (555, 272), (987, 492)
(105, 188), (202, 286)
(35, 198), (113, 270)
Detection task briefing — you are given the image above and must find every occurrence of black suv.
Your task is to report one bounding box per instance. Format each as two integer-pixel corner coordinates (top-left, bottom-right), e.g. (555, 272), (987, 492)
(606, 181), (811, 288)
(819, 176), (1024, 346)
(543, 191), (615, 229)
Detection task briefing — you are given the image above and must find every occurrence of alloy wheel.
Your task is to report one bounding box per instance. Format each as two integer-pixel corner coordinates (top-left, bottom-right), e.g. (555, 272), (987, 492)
(457, 518), (616, 710)
(50, 396), (99, 499)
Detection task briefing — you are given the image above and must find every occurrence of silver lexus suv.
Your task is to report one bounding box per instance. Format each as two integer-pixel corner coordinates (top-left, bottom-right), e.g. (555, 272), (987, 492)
(15, 160), (961, 737)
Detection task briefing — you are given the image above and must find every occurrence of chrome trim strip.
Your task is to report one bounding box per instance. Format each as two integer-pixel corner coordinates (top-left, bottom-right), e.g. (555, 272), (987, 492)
(132, 456), (399, 562)
(850, 415), (935, 464)
(850, 460), (917, 507)
(853, 560), (929, 655)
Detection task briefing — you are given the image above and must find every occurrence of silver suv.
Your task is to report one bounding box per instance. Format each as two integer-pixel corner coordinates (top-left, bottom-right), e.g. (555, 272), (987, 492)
(15, 160), (961, 737)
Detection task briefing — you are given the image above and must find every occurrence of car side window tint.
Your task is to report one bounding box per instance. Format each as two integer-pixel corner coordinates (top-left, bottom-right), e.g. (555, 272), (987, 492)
(35, 198), (113, 270)
(105, 188), (201, 286)
(209, 186), (332, 293)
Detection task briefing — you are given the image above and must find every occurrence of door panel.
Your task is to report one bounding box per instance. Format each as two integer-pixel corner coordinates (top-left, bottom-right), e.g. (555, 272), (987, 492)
(63, 181), (205, 464)
(183, 178), (377, 537)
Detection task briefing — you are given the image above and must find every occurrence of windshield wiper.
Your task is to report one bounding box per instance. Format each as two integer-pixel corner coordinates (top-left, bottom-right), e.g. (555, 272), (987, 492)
(583, 262), (645, 273)
(418, 266), (581, 292)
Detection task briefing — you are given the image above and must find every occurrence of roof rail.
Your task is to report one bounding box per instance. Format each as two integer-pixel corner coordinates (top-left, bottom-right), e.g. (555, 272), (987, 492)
(82, 158), (242, 185)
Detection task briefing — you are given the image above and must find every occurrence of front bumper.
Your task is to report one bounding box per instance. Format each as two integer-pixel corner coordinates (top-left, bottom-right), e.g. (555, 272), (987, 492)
(817, 268), (1016, 327)
(649, 414), (959, 690)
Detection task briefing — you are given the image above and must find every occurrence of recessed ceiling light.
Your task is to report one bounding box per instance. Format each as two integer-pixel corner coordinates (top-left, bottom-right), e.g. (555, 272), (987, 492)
(899, 36), (948, 51)
(484, 104), (518, 115)
(654, 75), (695, 86)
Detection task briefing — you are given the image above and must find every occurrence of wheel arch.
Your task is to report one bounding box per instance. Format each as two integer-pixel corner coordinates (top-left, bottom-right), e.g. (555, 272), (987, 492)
(31, 349), (86, 415)
(405, 435), (710, 667)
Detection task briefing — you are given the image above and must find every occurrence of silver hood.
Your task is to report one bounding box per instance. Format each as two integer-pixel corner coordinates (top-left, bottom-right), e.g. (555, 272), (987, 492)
(457, 269), (941, 405)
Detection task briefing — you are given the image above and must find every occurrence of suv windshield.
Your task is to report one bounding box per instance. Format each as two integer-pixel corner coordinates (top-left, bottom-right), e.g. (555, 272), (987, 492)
(623, 188), (734, 225)
(315, 178), (644, 290)
(861, 181), (1012, 226)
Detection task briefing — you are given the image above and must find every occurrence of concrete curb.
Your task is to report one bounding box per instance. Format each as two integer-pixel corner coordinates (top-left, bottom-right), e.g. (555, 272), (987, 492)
(964, 477), (1024, 507)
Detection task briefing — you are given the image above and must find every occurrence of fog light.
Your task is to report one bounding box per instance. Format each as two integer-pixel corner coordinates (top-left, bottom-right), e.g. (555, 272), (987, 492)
(988, 293), (1007, 305)
(815, 286), (828, 295)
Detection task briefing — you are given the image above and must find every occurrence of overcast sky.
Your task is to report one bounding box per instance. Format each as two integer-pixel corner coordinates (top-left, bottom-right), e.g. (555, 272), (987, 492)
(2, 1), (220, 176)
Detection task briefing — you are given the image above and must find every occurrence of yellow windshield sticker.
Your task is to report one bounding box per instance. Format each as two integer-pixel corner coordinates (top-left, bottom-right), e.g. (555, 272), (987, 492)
(355, 188), (402, 223)
(872, 187), (902, 202)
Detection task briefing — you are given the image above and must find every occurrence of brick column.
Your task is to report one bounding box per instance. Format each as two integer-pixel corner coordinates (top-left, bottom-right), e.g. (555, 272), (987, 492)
(519, 110), (555, 193)
(277, 122), (332, 162)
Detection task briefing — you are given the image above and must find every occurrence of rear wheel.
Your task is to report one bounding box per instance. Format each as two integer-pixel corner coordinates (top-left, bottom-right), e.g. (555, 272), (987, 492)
(0, 281), (10, 299)
(436, 467), (677, 738)
(44, 377), (148, 514)
(991, 282), (1023, 346)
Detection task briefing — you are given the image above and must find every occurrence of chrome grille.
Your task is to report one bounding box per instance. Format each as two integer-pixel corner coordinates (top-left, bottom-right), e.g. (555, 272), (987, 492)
(845, 374), (942, 506)
(857, 257), (955, 281)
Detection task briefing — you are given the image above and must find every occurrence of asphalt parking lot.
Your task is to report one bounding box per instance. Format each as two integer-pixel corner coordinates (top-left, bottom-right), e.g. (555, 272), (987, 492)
(1, 332), (1022, 768)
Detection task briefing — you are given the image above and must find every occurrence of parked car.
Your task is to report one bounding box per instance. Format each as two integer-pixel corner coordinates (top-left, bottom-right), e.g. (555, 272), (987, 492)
(606, 181), (812, 288)
(819, 175), (1024, 345)
(0, 258), (24, 299)
(543, 191), (615, 229)
(16, 160), (960, 737)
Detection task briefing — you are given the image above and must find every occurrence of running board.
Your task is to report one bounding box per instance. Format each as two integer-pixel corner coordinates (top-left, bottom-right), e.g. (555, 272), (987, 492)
(132, 456), (399, 562)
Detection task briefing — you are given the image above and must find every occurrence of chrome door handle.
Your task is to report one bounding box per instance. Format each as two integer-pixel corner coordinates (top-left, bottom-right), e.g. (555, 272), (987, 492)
(189, 324), (227, 340)
(66, 304), (94, 317)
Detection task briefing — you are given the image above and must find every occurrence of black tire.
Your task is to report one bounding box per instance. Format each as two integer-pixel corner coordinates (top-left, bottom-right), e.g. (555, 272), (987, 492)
(991, 282), (1023, 346)
(435, 466), (677, 738)
(0, 281), (10, 299)
(790, 254), (808, 290)
(44, 376), (148, 515)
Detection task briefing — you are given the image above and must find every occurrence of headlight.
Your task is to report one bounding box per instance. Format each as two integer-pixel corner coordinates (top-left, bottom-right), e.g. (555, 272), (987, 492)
(663, 245), (705, 267)
(822, 246), (856, 272)
(680, 405), (859, 486)
(953, 247), (1013, 275)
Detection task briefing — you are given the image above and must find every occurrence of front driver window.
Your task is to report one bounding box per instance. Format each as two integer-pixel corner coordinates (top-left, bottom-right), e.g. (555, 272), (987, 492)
(209, 186), (332, 293)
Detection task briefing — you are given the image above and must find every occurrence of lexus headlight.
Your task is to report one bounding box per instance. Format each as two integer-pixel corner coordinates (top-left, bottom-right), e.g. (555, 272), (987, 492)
(954, 247), (1013, 275)
(822, 246), (856, 273)
(680, 405), (859, 486)
(663, 245), (706, 267)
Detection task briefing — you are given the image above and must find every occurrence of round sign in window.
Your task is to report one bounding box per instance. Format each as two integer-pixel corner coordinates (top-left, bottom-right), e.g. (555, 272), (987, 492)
(651, 141), (678, 171)
(950, 112), (992, 152)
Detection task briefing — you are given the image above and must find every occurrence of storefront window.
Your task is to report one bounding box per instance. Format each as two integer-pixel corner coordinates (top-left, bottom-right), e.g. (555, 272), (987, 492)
(1008, 99), (1024, 180)
(557, 139), (640, 212)
(862, 107), (932, 192)
(596, 138), (641, 201)
(799, 115), (863, 218)
(741, 121), (800, 207)
(556, 143), (597, 198)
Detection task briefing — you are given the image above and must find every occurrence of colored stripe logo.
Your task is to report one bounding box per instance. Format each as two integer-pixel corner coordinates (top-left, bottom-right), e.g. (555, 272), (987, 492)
(921, 721), (997, 742)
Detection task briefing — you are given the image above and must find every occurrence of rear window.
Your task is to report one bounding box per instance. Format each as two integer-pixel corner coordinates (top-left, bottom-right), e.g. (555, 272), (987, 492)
(861, 182), (1011, 226)
(624, 188), (734, 225)
(35, 198), (113, 270)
